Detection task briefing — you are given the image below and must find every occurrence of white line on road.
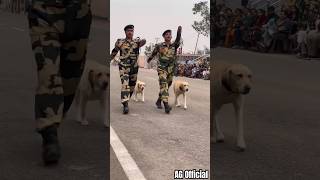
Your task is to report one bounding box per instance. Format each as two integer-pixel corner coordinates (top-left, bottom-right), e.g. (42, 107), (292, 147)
(110, 126), (147, 180)
(11, 27), (25, 31)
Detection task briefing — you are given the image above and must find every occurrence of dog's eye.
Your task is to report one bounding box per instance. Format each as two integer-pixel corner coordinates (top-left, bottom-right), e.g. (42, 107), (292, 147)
(237, 74), (243, 78)
(97, 73), (102, 77)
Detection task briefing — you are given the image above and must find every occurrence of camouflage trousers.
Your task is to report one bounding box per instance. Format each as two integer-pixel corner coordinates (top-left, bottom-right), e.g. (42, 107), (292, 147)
(119, 62), (139, 103)
(28, 0), (92, 131)
(157, 63), (174, 103)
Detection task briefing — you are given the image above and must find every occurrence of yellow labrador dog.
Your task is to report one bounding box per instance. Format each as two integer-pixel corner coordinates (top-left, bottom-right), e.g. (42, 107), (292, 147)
(133, 80), (146, 102)
(173, 80), (189, 110)
(212, 61), (252, 151)
(74, 60), (109, 127)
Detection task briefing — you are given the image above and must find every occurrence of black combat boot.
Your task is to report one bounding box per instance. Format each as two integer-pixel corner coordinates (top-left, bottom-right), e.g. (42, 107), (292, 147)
(163, 101), (172, 114)
(40, 124), (60, 165)
(123, 101), (129, 114)
(155, 98), (162, 109)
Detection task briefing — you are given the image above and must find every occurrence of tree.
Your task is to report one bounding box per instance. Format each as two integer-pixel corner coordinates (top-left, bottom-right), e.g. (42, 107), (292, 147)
(204, 46), (210, 54)
(197, 49), (204, 55)
(192, 1), (210, 37)
(144, 43), (155, 56)
(144, 43), (157, 69)
(196, 46), (210, 55)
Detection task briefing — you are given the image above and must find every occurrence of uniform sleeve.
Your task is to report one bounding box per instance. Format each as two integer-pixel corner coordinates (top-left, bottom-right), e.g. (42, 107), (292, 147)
(148, 44), (159, 62)
(110, 39), (121, 60)
(173, 28), (182, 49)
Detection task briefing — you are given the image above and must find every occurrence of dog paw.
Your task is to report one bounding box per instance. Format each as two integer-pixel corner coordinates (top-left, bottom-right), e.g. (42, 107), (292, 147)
(176, 104), (181, 107)
(211, 138), (224, 144)
(80, 120), (89, 126)
(217, 139), (225, 143)
(183, 106), (187, 110)
(214, 134), (225, 143)
(236, 146), (246, 152)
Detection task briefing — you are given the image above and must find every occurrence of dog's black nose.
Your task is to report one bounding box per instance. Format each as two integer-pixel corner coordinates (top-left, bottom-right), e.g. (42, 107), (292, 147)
(101, 82), (108, 90)
(243, 86), (251, 94)
(185, 89), (189, 92)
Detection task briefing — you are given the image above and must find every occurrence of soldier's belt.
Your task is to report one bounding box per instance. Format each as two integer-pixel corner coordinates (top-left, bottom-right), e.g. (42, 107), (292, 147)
(158, 60), (174, 67)
(119, 59), (137, 66)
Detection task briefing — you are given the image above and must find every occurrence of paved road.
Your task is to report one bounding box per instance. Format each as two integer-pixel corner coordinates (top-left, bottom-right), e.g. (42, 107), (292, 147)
(0, 11), (115, 180)
(110, 66), (210, 180)
(212, 48), (320, 180)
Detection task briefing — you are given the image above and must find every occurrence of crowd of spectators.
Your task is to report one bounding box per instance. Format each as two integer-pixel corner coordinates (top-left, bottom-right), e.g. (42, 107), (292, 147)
(176, 58), (210, 80)
(213, 1), (320, 58)
(0, 0), (28, 14)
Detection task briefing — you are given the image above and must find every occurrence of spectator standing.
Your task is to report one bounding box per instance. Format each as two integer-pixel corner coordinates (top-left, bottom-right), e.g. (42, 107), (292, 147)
(269, 11), (291, 53)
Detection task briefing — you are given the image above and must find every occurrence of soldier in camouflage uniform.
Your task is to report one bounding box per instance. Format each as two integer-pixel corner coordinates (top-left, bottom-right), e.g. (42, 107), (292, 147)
(28, 0), (92, 165)
(110, 25), (146, 114)
(147, 26), (182, 114)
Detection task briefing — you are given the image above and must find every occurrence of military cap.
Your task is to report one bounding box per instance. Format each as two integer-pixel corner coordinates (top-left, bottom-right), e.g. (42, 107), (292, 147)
(162, 29), (172, 37)
(124, 24), (134, 31)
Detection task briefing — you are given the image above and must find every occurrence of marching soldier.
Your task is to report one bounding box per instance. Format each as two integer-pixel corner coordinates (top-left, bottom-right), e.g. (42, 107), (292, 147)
(110, 25), (146, 114)
(28, 0), (92, 165)
(147, 26), (182, 114)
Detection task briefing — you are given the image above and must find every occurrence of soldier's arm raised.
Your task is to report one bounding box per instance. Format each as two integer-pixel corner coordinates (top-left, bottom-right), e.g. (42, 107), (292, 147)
(174, 26), (182, 48)
(147, 44), (159, 63)
(110, 39), (121, 61)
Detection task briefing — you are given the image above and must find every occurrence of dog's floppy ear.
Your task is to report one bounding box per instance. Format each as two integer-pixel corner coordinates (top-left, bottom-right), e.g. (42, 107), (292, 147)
(228, 69), (233, 76)
(179, 83), (184, 91)
(222, 68), (228, 83)
(222, 67), (233, 92)
(88, 70), (95, 89)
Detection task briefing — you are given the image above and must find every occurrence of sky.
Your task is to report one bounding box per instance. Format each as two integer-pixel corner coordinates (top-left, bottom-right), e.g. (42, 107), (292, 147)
(110, 0), (210, 54)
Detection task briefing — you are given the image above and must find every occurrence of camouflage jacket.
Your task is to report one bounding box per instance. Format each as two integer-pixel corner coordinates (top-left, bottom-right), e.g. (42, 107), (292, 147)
(148, 28), (181, 66)
(110, 38), (142, 66)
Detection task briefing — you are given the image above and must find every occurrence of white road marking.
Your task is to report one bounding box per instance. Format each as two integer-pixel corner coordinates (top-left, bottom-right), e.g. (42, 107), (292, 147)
(110, 126), (147, 180)
(11, 27), (25, 31)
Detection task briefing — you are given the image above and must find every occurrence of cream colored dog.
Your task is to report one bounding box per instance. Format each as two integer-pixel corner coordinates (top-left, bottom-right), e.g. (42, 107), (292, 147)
(74, 60), (110, 127)
(212, 61), (252, 151)
(173, 80), (189, 110)
(133, 80), (146, 102)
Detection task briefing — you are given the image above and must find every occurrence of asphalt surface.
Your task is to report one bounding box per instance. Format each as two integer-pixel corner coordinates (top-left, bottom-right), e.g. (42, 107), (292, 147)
(110, 66), (210, 180)
(0, 11), (113, 180)
(212, 48), (320, 180)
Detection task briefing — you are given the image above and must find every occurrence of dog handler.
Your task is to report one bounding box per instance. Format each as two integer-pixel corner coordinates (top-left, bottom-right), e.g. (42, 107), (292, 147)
(147, 26), (182, 114)
(28, 0), (92, 165)
(110, 25), (146, 114)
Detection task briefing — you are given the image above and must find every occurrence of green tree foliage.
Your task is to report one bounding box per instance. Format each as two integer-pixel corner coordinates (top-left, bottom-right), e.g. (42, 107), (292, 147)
(192, 1), (210, 37)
